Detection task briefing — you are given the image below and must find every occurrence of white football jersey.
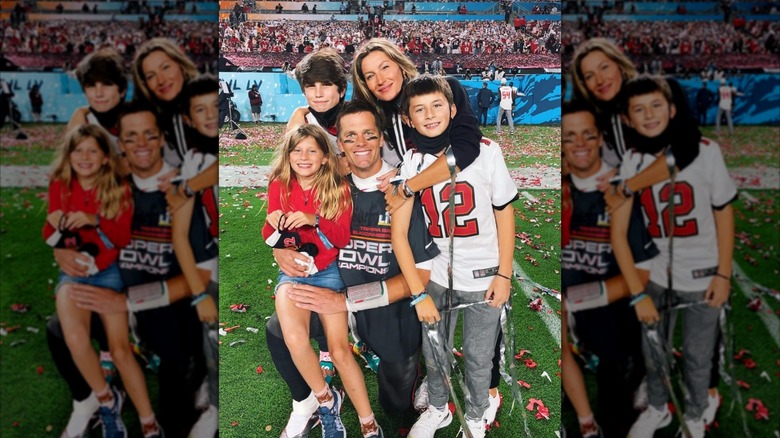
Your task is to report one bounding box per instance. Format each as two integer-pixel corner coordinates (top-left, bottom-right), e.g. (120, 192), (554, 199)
(499, 85), (514, 110)
(619, 138), (737, 291)
(399, 138), (518, 291)
(305, 112), (341, 155)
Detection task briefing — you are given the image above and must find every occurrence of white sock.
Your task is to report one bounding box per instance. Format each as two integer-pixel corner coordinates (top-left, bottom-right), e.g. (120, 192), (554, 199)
(65, 394), (99, 437)
(292, 392), (318, 416)
(578, 414), (595, 425)
(315, 386), (334, 409)
(96, 387), (114, 409)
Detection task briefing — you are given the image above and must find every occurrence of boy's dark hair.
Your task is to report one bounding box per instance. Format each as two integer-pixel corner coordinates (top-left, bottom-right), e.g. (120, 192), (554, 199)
(621, 74), (673, 113)
(118, 99), (160, 134)
(400, 74), (454, 116)
(183, 74), (218, 113)
(295, 48), (348, 93)
(75, 47), (128, 92)
(336, 99), (385, 135)
(561, 99), (598, 119)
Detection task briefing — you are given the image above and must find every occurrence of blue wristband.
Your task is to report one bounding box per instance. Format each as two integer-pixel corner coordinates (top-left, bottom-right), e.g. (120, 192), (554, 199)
(409, 292), (429, 307)
(629, 293), (648, 307)
(191, 293), (209, 307)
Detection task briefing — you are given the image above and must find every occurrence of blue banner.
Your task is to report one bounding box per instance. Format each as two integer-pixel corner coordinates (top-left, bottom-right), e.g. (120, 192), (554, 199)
(1, 72), (135, 123)
(218, 72), (561, 125)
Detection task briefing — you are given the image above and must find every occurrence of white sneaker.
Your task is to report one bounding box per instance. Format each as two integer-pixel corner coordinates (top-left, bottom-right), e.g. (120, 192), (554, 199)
(483, 392), (502, 425)
(680, 417), (705, 438)
(462, 417), (486, 438)
(281, 394), (320, 438)
(189, 404), (218, 438)
(61, 396), (99, 438)
(628, 405), (672, 438)
(408, 406), (453, 438)
(413, 377), (429, 412)
(701, 390), (720, 425)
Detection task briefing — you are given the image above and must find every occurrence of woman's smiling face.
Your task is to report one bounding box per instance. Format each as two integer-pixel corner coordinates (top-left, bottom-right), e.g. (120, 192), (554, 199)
(580, 50), (624, 103)
(141, 50), (186, 102)
(361, 50), (405, 102)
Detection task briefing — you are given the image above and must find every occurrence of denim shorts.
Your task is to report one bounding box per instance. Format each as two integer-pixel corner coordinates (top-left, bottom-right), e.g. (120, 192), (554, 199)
(58, 262), (125, 293)
(275, 261), (345, 293)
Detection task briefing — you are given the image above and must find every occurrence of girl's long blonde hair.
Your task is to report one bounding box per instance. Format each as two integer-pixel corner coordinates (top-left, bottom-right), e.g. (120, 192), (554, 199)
(132, 37), (199, 108)
(570, 37), (638, 110)
(350, 38), (419, 108)
(49, 124), (130, 219)
(268, 124), (351, 221)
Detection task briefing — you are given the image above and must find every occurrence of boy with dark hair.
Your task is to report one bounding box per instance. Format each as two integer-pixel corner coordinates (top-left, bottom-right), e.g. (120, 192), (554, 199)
(611, 75), (737, 438)
(392, 74), (518, 438)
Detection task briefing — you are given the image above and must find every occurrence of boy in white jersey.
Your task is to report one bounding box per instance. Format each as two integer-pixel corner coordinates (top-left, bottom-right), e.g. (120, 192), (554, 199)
(611, 75), (736, 438)
(391, 74), (518, 438)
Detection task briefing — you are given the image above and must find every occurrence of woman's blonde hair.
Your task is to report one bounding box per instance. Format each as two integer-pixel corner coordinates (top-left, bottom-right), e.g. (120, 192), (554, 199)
(132, 38), (199, 108)
(49, 124), (130, 220)
(350, 38), (419, 108)
(268, 124), (351, 221)
(570, 37), (638, 109)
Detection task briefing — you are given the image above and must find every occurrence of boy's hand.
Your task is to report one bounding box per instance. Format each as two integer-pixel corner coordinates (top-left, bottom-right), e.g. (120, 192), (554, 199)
(156, 168), (180, 193)
(266, 210), (284, 230)
(706, 276), (730, 307)
(284, 211), (316, 229)
(64, 212), (96, 229)
(195, 295), (218, 323)
(634, 296), (660, 325)
(384, 189), (409, 215)
(486, 276), (510, 308)
(376, 168), (399, 193)
(596, 168), (618, 192)
(415, 296), (441, 324)
(47, 210), (64, 228)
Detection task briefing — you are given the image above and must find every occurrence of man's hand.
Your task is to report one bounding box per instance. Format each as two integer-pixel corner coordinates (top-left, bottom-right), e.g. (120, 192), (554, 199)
(54, 248), (89, 277)
(196, 295), (218, 323)
(66, 283), (128, 314)
(286, 284), (347, 314)
(485, 276), (510, 308)
(273, 248), (309, 277)
(706, 276), (730, 308)
(595, 167), (618, 192)
(603, 186), (628, 214)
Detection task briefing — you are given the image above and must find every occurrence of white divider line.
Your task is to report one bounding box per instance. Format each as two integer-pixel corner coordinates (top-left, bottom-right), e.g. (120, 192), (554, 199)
(513, 260), (561, 347)
(732, 261), (780, 348)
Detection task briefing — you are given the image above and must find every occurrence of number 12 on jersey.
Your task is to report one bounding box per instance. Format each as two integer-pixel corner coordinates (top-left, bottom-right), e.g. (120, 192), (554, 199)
(420, 182), (480, 238)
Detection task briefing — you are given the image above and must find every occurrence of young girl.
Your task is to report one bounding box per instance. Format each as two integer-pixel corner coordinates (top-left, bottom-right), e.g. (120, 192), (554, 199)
(262, 125), (382, 438)
(43, 124), (162, 438)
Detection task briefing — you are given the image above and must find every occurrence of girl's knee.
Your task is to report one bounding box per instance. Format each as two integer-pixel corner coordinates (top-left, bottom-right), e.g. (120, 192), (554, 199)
(329, 343), (354, 368)
(109, 343), (134, 366)
(283, 330), (311, 353)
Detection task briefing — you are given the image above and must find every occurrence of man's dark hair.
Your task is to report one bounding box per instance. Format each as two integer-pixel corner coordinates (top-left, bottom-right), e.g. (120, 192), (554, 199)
(561, 99), (598, 118)
(336, 99), (385, 135)
(400, 74), (454, 116)
(118, 99), (159, 134)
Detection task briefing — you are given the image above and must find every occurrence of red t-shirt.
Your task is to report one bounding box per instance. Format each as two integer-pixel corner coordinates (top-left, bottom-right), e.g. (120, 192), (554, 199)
(43, 178), (133, 271)
(262, 178), (352, 271)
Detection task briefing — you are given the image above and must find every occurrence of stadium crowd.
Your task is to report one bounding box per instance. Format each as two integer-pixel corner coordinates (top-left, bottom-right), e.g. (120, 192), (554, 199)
(1, 19), (219, 69)
(562, 18), (779, 70)
(219, 18), (560, 69)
